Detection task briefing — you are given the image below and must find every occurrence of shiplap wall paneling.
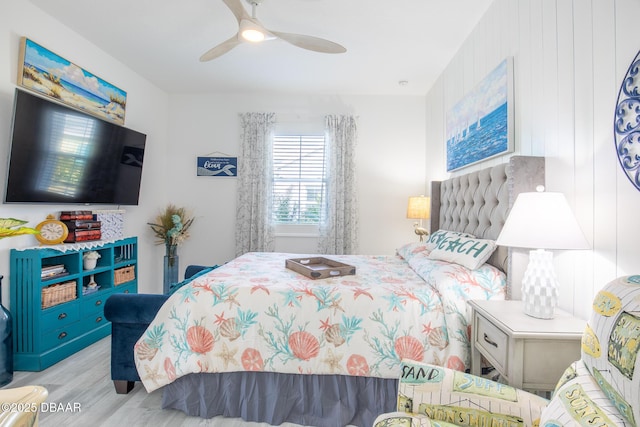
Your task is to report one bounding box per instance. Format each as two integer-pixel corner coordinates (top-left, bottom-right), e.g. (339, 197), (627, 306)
(540, 0), (579, 309)
(516, 0), (533, 156)
(542, 1), (560, 161)
(590, 0), (617, 314)
(528, 0), (547, 160)
(425, 0), (640, 318)
(571, 1), (597, 317)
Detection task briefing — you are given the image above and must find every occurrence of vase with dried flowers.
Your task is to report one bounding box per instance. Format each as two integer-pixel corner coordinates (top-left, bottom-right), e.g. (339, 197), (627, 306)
(147, 205), (194, 294)
(0, 218), (39, 387)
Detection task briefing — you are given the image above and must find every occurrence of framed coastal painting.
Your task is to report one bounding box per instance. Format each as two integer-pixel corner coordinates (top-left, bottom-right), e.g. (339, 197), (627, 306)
(17, 37), (127, 125)
(445, 58), (514, 171)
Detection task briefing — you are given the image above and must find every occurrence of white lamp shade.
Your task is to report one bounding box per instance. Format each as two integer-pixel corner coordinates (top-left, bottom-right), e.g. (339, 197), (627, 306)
(496, 191), (589, 250)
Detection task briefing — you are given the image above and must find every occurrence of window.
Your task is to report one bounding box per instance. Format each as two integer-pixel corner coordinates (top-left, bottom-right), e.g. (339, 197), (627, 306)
(272, 135), (327, 224)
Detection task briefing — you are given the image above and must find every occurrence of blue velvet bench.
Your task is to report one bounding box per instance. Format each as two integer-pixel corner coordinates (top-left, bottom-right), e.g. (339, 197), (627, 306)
(104, 265), (212, 394)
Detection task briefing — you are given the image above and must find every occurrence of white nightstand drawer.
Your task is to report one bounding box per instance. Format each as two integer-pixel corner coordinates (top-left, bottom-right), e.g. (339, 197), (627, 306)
(474, 312), (508, 372)
(469, 300), (585, 392)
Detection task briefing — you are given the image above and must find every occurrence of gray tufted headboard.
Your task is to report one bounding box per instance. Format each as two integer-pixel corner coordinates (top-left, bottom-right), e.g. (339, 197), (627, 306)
(430, 156), (545, 298)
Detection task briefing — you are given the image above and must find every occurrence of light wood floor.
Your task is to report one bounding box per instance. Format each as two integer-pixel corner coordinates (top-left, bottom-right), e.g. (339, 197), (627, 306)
(8, 337), (308, 427)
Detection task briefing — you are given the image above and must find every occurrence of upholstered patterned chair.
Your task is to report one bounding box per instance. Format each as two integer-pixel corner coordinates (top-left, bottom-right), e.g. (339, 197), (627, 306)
(373, 275), (640, 427)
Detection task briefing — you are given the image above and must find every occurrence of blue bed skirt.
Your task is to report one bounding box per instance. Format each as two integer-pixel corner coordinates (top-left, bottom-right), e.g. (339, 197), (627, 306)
(162, 371), (397, 427)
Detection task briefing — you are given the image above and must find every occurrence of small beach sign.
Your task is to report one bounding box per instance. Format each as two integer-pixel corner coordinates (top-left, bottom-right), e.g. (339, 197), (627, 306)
(197, 156), (237, 177)
(17, 37), (127, 125)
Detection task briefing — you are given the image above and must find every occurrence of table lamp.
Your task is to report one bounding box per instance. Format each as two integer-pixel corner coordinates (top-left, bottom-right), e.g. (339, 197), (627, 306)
(407, 195), (430, 241)
(495, 186), (589, 319)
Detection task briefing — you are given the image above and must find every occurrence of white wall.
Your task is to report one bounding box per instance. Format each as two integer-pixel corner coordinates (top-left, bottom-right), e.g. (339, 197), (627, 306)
(425, 0), (640, 319)
(0, 0), (171, 301)
(0, 0), (427, 303)
(166, 93), (427, 268)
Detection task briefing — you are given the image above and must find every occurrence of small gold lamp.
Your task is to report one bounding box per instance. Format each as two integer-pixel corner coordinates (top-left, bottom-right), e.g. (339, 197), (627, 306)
(406, 195), (430, 241)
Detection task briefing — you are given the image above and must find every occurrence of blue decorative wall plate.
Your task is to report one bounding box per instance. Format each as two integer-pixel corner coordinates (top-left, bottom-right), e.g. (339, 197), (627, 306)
(614, 50), (640, 191)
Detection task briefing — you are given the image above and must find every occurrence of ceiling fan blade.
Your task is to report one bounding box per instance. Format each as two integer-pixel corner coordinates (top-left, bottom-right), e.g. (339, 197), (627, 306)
(222, 0), (249, 24)
(270, 31), (346, 54)
(199, 35), (242, 61)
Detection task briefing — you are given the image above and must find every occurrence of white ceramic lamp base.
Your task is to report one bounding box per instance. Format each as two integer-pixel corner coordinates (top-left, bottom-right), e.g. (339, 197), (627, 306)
(521, 249), (558, 319)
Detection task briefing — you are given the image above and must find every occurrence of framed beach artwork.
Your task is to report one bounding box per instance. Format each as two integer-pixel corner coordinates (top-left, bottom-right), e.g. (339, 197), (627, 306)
(17, 37), (127, 125)
(445, 58), (514, 171)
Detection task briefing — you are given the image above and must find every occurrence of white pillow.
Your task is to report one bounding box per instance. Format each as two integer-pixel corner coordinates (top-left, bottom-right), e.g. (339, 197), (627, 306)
(428, 235), (497, 270)
(424, 229), (475, 251)
(396, 241), (428, 260)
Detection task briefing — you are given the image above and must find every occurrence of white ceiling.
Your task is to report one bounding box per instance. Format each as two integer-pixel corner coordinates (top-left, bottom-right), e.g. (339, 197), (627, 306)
(27, 0), (493, 96)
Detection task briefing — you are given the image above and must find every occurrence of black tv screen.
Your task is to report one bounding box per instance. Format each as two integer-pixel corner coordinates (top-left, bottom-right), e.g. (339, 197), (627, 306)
(5, 89), (146, 205)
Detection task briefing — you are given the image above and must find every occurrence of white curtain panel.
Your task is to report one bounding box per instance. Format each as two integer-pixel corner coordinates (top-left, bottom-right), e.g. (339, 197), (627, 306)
(318, 115), (359, 255)
(235, 112), (276, 256)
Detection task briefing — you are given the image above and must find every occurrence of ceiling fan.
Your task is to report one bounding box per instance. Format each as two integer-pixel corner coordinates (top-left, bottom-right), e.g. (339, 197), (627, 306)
(199, 0), (347, 61)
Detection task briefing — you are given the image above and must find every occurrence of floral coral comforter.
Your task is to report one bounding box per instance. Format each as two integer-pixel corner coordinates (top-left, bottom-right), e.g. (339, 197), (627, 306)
(135, 246), (506, 392)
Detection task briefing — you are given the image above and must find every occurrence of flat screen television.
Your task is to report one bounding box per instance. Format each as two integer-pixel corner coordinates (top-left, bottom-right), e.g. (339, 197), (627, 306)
(4, 89), (146, 205)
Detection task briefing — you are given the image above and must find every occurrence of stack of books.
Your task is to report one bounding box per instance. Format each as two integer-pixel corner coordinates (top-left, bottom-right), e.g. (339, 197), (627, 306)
(60, 211), (102, 243)
(41, 264), (68, 281)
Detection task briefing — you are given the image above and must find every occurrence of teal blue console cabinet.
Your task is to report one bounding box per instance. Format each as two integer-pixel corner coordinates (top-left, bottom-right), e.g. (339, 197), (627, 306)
(10, 237), (137, 371)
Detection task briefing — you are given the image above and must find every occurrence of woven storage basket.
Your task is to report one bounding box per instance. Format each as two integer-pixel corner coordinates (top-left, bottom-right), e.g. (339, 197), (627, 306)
(114, 266), (135, 285)
(42, 281), (77, 309)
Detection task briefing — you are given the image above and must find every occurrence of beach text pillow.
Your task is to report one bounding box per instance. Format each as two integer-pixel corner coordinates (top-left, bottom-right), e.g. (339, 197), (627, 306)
(424, 229), (476, 251)
(428, 235), (497, 270)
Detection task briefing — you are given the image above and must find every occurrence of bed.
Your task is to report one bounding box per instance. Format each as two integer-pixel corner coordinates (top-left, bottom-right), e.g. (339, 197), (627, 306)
(133, 155), (544, 427)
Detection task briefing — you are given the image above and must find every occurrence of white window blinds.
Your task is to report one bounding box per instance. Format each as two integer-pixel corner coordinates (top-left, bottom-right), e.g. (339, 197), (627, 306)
(272, 135), (326, 224)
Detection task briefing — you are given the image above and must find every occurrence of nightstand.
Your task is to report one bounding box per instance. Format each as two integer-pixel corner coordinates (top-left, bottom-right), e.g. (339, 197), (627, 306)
(468, 299), (585, 392)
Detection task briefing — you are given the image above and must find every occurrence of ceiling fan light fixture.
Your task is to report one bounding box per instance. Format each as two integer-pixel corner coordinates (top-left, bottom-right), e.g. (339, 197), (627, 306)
(199, 0), (346, 61)
(241, 28), (265, 42)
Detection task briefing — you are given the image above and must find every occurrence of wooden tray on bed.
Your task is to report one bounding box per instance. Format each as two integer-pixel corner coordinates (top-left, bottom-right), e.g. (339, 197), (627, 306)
(285, 257), (356, 279)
